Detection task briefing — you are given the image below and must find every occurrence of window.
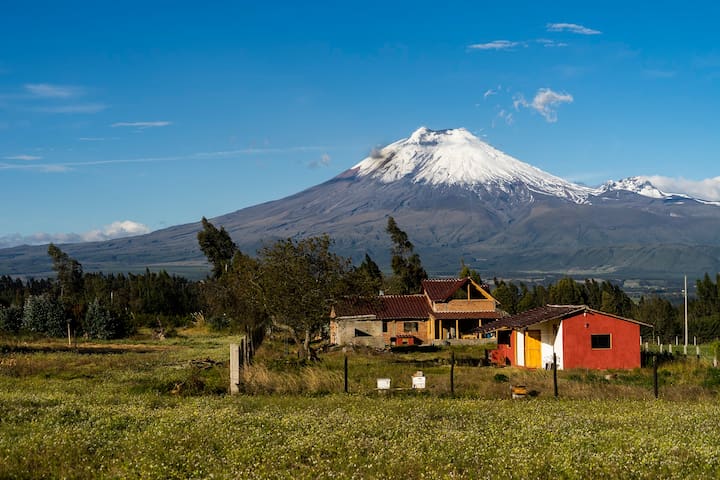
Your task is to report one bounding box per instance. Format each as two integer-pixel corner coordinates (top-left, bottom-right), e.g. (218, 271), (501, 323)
(591, 334), (611, 349)
(498, 330), (511, 346)
(382, 321), (387, 333)
(403, 322), (418, 333)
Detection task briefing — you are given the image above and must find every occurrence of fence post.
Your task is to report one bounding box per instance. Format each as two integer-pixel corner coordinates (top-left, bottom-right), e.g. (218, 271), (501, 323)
(653, 354), (659, 399)
(450, 351), (455, 396)
(230, 343), (240, 395)
(553, 353), (558, 398)
(344, 353), (348, 393)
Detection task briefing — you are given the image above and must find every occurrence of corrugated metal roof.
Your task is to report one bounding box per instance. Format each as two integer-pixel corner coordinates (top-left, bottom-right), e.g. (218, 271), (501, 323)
(476, 305), (651, 333)
(476, 305), (585, 333)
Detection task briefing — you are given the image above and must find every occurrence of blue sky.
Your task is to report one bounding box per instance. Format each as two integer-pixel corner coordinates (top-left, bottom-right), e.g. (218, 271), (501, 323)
(2, 1), (720, 247)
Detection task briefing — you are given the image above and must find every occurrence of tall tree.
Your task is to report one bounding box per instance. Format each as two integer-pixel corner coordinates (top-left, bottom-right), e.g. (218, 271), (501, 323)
(386, 216), (427, 294)
(48, 244), (84, 344)
(197, 217), (238, 278)
(356, 253), (384, 294)
(493, 278), (520, 314)
(260, 235), (353, 359)
(202, 251), (268, 338)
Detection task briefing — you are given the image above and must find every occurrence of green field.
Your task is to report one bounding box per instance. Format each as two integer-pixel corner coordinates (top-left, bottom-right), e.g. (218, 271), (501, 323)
(2, 331), (720, 479)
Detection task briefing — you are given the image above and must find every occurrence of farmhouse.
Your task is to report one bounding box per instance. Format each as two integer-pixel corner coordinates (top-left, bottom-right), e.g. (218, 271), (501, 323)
(480, 305), (651, 370)
(330, 278), (503, 348)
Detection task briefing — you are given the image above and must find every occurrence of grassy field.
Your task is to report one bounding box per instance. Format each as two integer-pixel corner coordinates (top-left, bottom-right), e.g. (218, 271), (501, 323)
(2, 330), (720, 479)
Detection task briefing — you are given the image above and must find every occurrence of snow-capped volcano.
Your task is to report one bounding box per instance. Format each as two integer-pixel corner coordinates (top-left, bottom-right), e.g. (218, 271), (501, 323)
(352, 127), (594, 204)
(599, 177), (670, 199)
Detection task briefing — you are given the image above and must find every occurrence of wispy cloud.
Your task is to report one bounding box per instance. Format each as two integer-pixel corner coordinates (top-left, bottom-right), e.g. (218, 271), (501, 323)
(468, 40), (524, 51)
(0, 145), (330, 173)
(111, 121), (172, 129)
(4, 154), (42, 161)
(546, 23), (601, 35)
(492, 109), (514, 128)
(33, 103), (107, 114)
(24, 83), (83, 98)
(514, 88), (574, 122)
(308, 153), (331, 169)
(483, 87), (500, 99)
(0, 220), (151, 249)
(641, 176), (720, 202)
(536, 38), (568, 48)
(644, 69), (676, 79)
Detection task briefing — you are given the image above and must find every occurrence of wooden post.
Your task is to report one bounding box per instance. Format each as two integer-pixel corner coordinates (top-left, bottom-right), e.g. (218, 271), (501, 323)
(344, 353), (348, 393)
(450, 351), (455, 396)
(653, 354), (659, 399)
(230, 343), (240, 395)
(553, 353), (558, 398)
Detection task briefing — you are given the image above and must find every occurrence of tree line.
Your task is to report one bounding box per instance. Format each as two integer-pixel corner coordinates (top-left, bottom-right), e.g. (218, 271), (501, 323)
(2, 217), (720, 346)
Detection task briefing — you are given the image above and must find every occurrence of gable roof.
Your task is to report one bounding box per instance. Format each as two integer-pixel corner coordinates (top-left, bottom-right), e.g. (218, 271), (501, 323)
(333, 295), (430, 320)
(422, 277), (494, 302)
(422, 278), (468, 302)
(476, 305), (651, 333)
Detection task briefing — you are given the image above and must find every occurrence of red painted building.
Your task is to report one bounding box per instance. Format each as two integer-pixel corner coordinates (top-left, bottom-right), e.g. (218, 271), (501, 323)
(480, 305), (651, 370)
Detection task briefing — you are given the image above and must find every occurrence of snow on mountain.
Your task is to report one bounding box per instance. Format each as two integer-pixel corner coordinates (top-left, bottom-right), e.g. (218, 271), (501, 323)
(599, 177), (669, 199)
(352, 127), (594, 204)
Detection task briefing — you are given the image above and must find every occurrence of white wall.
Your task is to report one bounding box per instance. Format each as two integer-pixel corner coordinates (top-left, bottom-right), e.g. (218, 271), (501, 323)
(515, 331), (525, 366)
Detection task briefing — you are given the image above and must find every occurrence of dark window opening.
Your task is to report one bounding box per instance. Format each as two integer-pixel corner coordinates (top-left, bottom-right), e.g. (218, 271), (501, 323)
(404, 322), (418, 333)
(498, 330), (511, 346)
(382, 321), (387, 333)
(591, 334), (611, 349)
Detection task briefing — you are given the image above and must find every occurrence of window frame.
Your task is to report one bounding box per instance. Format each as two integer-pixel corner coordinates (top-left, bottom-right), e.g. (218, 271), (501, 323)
(590, 333), (612, 350)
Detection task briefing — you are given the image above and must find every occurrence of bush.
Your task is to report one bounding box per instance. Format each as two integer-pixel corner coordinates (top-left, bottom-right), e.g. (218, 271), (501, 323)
(84, 299), (125, 339)
(0, 305), (22, 333)
(22, 294), (65, 337)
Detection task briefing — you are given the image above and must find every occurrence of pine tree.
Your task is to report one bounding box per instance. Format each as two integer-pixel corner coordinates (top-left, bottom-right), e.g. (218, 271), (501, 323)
(386, 216), (427, 294)
(197, 217), (238, 278)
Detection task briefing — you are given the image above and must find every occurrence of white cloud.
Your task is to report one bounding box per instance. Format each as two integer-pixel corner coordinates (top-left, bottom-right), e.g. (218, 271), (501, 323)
(536, 38), (568, 48)
(468, 40), (523, 51)
(82, 220), (151, 242)
(24, 83), (83, 98)
(514, 88), (573, 122)
(641, 176), (720, 202)
(111, 121), (172, 128)
(546, 23), (601, 35)
(0, 220), (151, 249)
(4, 154), (42, 161)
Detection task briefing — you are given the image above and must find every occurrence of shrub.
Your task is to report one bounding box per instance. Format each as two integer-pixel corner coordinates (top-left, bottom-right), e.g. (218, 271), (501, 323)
(84, 299), (125, 339)
(22, 294), (65, 337)
(0, 305), (22, 333)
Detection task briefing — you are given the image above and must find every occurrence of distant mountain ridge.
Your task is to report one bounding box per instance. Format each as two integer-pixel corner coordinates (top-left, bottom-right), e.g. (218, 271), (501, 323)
(2, 127), (719, 286)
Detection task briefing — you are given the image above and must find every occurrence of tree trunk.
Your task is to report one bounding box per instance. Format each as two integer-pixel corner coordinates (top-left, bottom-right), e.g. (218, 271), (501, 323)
(303, 329), (311, 361)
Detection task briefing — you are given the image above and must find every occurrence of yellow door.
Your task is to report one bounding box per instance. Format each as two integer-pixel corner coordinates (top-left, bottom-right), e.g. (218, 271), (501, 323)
(524, 330), (542, 368)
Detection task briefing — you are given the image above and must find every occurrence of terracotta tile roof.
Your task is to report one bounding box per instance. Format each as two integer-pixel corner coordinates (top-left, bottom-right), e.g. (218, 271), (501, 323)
(334, 295), (431, 320)
(433, 311), (505, 320)
(476, 305), (585, 333)
(422, 278), (469, 302)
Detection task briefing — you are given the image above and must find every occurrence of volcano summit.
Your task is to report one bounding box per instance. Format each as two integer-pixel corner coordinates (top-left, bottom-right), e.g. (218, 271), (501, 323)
(2, 127), (720, 283)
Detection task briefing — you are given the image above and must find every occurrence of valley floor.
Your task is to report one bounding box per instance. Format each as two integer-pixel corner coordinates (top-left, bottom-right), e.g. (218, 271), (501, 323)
(1, 332), (719, 479)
